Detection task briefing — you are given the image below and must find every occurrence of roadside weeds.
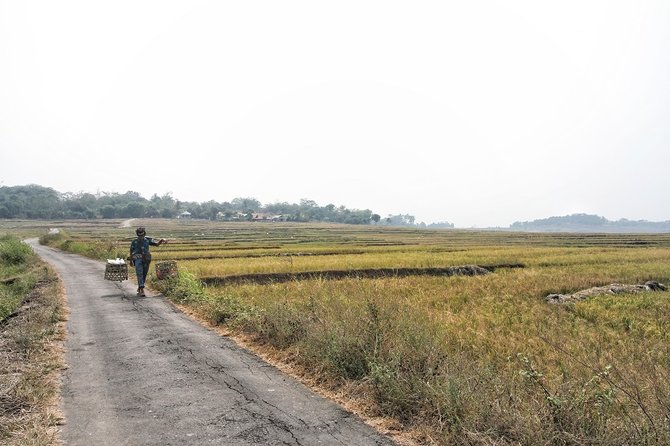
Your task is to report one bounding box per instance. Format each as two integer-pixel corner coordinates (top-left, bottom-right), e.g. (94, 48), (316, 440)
(0, 268), (67, 446)
(168, 299), (419, 446)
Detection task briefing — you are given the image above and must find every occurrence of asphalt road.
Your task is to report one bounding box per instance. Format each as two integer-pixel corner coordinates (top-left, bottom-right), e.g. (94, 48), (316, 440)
(27, 239), (396, 446)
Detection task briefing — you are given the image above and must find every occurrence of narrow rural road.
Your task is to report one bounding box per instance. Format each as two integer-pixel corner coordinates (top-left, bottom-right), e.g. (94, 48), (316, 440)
(27, 239), (396, 446)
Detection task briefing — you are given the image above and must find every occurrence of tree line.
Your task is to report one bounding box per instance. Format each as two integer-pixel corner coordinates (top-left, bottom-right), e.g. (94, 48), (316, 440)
(0, 185), (426, 226)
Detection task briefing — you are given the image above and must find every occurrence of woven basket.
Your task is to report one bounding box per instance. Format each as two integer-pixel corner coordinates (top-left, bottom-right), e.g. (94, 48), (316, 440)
(105, 263), (128, 281)
(155, 261), (178, 280)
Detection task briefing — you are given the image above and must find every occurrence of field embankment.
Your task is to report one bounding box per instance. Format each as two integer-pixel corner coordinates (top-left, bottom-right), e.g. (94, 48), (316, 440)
(199, 264), (526, 285)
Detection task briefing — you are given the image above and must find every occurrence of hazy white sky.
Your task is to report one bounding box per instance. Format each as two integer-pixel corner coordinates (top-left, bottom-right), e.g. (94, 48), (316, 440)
(1, 1), (669, 227)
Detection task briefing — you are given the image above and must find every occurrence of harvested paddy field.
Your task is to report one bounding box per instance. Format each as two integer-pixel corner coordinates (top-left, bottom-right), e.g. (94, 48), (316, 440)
(11, 218), (670, 446)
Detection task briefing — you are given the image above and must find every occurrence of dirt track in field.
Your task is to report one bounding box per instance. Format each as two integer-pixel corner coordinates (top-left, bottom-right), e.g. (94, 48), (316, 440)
(27, 239), (396, 446)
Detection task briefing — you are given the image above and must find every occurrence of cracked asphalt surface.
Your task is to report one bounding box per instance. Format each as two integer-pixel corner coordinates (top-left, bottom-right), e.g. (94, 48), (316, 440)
(27, 239), (396, 446)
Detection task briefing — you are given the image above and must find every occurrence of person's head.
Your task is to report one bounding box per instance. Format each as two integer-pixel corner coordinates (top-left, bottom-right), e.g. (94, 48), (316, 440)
(136, 227), (146, 238)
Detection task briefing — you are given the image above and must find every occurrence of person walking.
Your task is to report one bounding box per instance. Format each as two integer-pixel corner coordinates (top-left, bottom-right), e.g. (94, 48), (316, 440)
(129, 227), (167, 296)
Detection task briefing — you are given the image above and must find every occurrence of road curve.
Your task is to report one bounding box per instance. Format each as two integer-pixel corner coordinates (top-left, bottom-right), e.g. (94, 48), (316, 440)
(27, 239), (396, 446)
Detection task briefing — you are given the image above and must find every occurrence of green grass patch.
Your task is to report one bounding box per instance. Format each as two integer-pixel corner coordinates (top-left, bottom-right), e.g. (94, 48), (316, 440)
(0, 236), (40, 322)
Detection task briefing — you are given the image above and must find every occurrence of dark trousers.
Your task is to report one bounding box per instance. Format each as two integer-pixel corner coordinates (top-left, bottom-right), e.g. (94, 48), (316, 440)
(134, 259), (151, 288)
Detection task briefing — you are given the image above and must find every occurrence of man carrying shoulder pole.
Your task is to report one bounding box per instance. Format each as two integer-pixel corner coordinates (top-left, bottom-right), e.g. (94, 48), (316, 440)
(129, 226), (167, 297)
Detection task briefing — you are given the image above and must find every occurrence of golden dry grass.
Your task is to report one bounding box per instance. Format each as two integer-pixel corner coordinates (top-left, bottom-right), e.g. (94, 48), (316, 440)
(29, 219), (670, 445)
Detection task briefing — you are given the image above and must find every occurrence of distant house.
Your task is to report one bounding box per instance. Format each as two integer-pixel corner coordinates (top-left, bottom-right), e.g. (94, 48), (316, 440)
(252, 213), (286, 222)
(216, 211), (251, 221)
(214, 212), (286, 222)
(177, 211), (192, 219)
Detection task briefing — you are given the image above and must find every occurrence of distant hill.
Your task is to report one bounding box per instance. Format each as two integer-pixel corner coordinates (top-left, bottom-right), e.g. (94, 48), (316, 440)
(509, 213), (670, 233)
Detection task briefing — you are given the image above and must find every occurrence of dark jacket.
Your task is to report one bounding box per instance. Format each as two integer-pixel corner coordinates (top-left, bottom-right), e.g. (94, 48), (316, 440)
(130, 237), (161, 262)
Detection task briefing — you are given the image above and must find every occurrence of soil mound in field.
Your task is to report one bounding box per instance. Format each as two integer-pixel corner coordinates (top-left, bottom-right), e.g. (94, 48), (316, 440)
(546, 281), (667, 304)
(202, 264), (523, 286)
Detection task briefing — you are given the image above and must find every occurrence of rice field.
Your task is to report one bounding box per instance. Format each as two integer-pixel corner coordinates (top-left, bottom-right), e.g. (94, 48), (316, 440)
(7, 218), (670, 445)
